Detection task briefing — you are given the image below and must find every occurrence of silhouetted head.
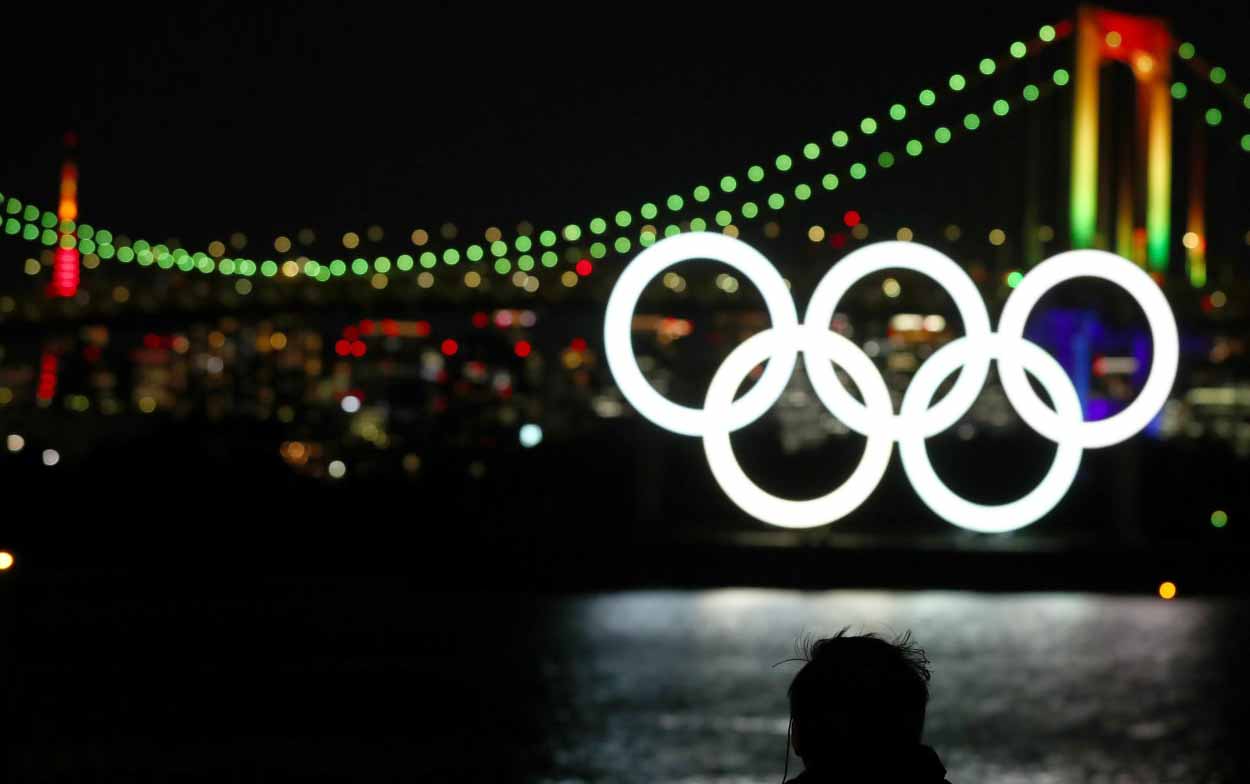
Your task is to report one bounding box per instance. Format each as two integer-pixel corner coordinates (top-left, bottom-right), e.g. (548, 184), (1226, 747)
(787, 629), (931, 773)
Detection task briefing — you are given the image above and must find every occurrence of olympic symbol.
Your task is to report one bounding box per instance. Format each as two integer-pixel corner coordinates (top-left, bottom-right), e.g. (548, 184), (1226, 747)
(604, 233), (1179, 533)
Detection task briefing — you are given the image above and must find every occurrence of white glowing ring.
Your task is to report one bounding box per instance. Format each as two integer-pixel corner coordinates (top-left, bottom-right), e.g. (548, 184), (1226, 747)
(702, 326), (895, 529)
(997, 250), (1179, 449)
(803, 241), (993, 438)
(897, 336), (1084, 533)
(603, 232), (799, 436)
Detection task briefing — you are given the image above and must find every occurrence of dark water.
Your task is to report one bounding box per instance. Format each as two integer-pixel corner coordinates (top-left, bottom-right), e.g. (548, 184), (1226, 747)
(15, 584), (1250, 782)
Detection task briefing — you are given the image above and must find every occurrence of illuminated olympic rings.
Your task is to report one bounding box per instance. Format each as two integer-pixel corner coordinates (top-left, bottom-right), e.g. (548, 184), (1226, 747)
(604, 233), (1179, 533)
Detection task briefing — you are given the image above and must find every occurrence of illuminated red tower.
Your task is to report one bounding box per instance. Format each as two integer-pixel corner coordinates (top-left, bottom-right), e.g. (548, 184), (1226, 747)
(52, 132), (80, 298)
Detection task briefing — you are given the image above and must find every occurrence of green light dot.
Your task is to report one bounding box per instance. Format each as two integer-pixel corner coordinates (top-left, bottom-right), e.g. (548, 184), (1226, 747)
(768, 193), (785, 210)
(800, 142), (819, 160)
(1010, 41), (1027, 58)
(316, 267), (331, 283)
(889, 104), (906, 122)
(664, 225), (680, 238)
(615, 210), (632, 227)
(40, 211), (57, 229)
(640, 203), (658, 220)
(1212, 510), (1228, 528)
(794, 183), (812, 201)
(352, 258), (369, 275)
(156, 252), (174, 270)
(1, 218), (16, 235)
(1178, 42), (1195, 60)
(22, 224), (38, 242)
(420, 252), (437, 268)
(4, 198), (19, 214)
(690, 218), (707, 232)
(396, 254), (414, 271)
(775, 154), (793, 171)
(466, 244), (483, 262)
(81, 238), (98, 254)
(693, 185), (711, 202)
(563, 224), (582, 241)
(742, 201), (759, 219)
(494, 258), (511, 274)
(747, 165), (765, 182)
(1206, 107), (1222, 126)
(22, 205), (38, 222)
(370, 257), (388, 273)
(949, 73), (966, 91)
(719, 175), (737, 193)
(614, 237), (632, 254)
(590, 242), (607, 259)
(117, 246), (135, 263)
(1007, 270), (1024, 288)
(831, 130), (849, 147)
(1243, 93), (1250, 109)
(715, 209), (732, 227)
(539, 229), (557, 247)
(964, 113), (981, 130)
(261, 260), (277, 277)
(515, 235), (533, 252)
(1241, 134), (1250, 152)
(860, 117), (878, 134)
(877, 151), (895, 169)
(197, 257), (214, 274)
(918, 89), (936, 107)
(219, 258), (236, 275)
(993, 99), (1010, 116)
(98, 244), (114, 259)
(59, 219), (75, 234)
(96, 230), (112, 244)
(134, 240), (150, 253)
(589, 217), (607, 235)
(1053, 68), (1070, 86)
(821, 173), (839, 191)
(443, 248), (460, 265)
(934, 125), (952, 142)
(906, 139), (923, 156)
(639, 231), (656, 247)
(667, 194), (684, 211)
(1023, 84), (1040, 101)
(491, 240), (507, 257)
(240, 259), (257, 276)
(330, 259), (347, 276)
(1039, 25), (1056, 42)
(1211, 67), (1227, 85)
(979, 58), (996, 75)
(518, 254), (535, 270)
(41, 229), (57, 246)
(77, 224), (93, 240)
(850, 163), (867, 180)
(59, 234), (76, 250)
(541, 251), (558, 267)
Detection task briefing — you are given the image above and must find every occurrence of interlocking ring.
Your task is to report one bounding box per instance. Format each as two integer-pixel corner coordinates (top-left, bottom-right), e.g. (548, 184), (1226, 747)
(604, 233), (1180, 533)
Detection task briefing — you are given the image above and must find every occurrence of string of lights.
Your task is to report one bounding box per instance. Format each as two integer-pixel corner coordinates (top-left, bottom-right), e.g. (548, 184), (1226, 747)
(1172, 40), (1250, 152)
(0, 23), (1075, 289)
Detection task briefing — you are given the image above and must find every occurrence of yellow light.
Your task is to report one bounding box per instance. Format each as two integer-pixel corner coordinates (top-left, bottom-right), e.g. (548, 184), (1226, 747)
(763, 221), (781, 239)
(274, 235), (292, 253)
(417, 272), (434, 288)
(944, 224), (962, 241)
(371, 273), (389, 289)
(138, 396), (157, 413)
(882, 277), (901, 298)
(1105, 30), (1122, 47)
(23, 259), (40, 275)
(113, 286), (130, 303)
(1158, 581), (1177, 600)
(896, 227), (914, 242)
(229, 232), (248, 249)
(561, 270), (579, 287)
(1182, 231), (1200, 249)
(464, 270), (482, 288)
(523, 276), (540, 293)
(281, 260), (300, 277)
(807, 225), (826, 243)
(851, 224), (869, 240)
(411, 229), (429, 246)
(1210, 290), (1226, 308)
(270, 332), (288, 351)
(342, 232), (360, 249)
(484, 226), (502, 243)
(366, 225), (384, 242)
(0, 551), (13, 571)
(989, 228), (1007, 246)
(209, 331), (226, 348)
(207, 240), (226, 258)
(722, 224), (739, 238)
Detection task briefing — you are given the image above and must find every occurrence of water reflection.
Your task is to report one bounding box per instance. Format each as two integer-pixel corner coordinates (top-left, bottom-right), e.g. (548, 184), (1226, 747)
(541, 591), (1244, 783)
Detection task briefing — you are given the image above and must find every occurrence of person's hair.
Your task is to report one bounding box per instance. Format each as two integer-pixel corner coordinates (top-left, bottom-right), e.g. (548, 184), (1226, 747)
(785, 628), (931, 768)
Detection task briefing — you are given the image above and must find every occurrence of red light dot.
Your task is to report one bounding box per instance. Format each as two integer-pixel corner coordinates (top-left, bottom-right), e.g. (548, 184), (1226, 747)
(415, 321), (431, 337)
(441, 339), (458, 356)
(843, 210), (861, 228)
(575, 259), (593, 276)
(514, 341), (532, 358)
(570, 337), (588, 351)
(472, 312), (489, 329)
(351, 340), (367, 358)
(334, 339), (351, 357)
(830, 232), (847, 249)
(343, 326), (359, 340)
(381, 318), (399, 337)
(359, 319), (376, 336)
